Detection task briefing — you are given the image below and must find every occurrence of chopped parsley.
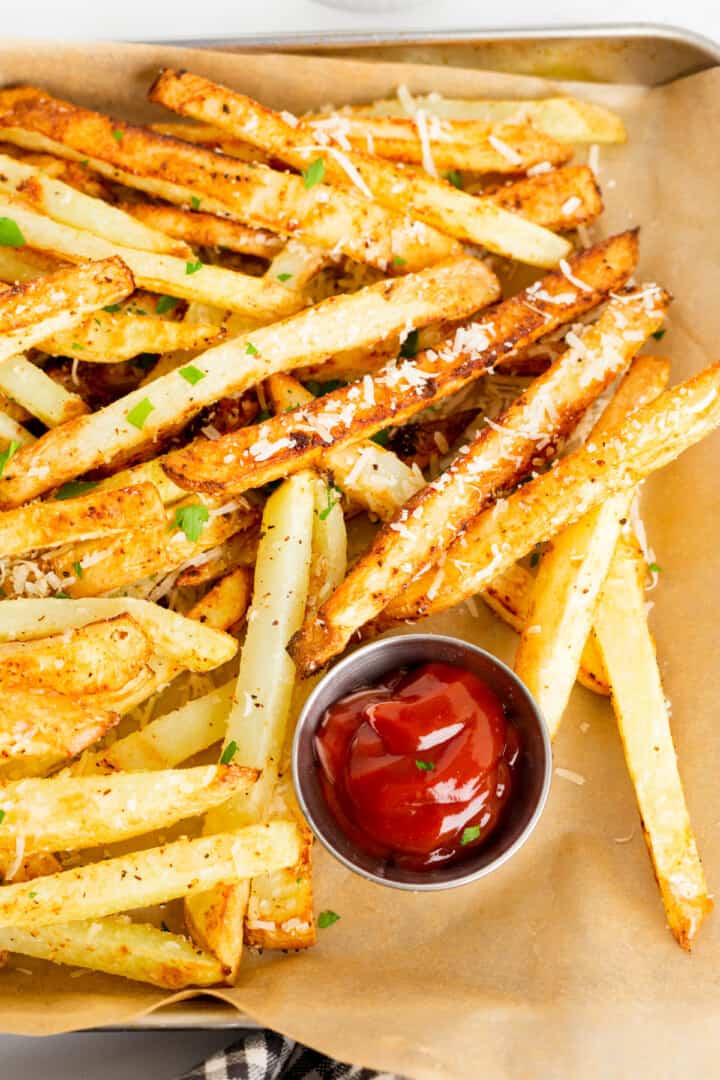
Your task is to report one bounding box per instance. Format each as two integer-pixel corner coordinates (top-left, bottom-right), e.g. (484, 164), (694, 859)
(461, 825), (482, 845)
(0, 217), (25, 247)
(190, 196), (201, 210)
(80, 159), (89, 166)
(305, 379), (345, 397)
(370, 428), (390, 447)
(445, 170), (464, 189)
(220, 739), (238, 765)
(255, 409), (271, 423)
(245, 342), (258, 356)
(71, 341), (84, 351)
(318, 910), (340, 929)
(302, 157), (325, 189)
(172, 503), (209, 543)
(126, 397), (155, 430)
(55, 479), (100, 500)
(648, 561), (663, 574)
(185, 259), (203, 275)
(103, 303), (122, 313)
(112, 129), (123, 142)
(319, 484), (341, 521)
(399, 329), (419, 359)
(0, 810), (5, 825)
(652, 329), (666, 341)
(28, 891), (37, 899)
(55, 591), (70, 599)
(392, 255), (407, 268)
(179, 364), (206, 385)
(415, 760), (435, 771)
(0, 439), (19, 478)
(276, 272), (293, 282)
(73, 561), (83, 578)
(155, 294), (180, 315)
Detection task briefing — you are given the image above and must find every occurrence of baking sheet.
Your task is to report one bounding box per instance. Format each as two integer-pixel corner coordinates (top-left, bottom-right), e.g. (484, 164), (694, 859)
(0, 38), (719, 1080)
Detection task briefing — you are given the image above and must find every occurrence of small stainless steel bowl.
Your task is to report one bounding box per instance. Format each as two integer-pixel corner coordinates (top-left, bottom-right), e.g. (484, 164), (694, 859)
(292, 633), (552, 891)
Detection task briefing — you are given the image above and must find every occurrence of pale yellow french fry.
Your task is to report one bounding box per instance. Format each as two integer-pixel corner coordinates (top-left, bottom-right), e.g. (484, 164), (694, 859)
(0, 764), (258, 854)
(0, 410), (34, 448)
(594, 534), (713, 949)
(0, 686), (118, 770)
(0, 245), (59, 283)
(0, 353), (87, 426)
(0, 822), (301, 929)
(41, 311), (224, 364)
(308, 473), (347, 614)
(122, 200), (284, 258)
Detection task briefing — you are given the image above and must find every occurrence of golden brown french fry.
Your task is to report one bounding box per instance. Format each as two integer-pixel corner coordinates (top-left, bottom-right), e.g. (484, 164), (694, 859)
(381, 362), (720, 623)
(0, 686), (118, 770)
(515, 357), (670, 737)
(0, 255), (497, 508)
(0, 354), (87, 426)
(150, 119), (274, 162)
(0, 87), (457, 271)
(594, 534), (713, 949)
(122, 201), (284, 259)
(163, 233), (638, 498)
(0, 822), (301, 929)
(0, 764), (258, 854)
(0, 614), (151, 696)
(150, 70), (571, 268)
(174, 531), (258, 589)
(186, 567), (253, 631)
(0, 245), (60, 283)
(345, 92), (627, 143)
(0, 918), (226, 989)
(290, 286), (668, 673)
(0, 482), (164, 560)
(0, 409), (34, 449)
(484, 165), (603, 231)
(41, 310), (224, 364)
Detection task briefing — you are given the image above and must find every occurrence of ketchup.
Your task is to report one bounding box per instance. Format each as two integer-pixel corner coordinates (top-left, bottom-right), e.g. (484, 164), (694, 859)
(314, 661), (520, 870)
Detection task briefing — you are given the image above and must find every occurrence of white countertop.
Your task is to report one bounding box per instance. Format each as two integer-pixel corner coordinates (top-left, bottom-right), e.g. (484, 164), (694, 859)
(3, 2), (719, 1077)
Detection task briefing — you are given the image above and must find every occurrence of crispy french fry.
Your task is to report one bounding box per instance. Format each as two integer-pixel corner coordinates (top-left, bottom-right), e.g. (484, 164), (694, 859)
(7, 148), (114, 199)
(0, 918), (226, 988)
(265, 239), (328, 294)
(0, 822), (301, 929)
(174, 531), (258, 589)
(163, 233), (638, 498)
(0, 88), (458, 271)
(0, 410), (34, 448)
(305, 113), (572, 173)
(484, 165), (603, 231)
(0, 150), (189, 255)
(0, 481), (164, 559)
(0, 614), (151, 696)
(186, 567), (253, 631)
(92, 457), (188, 506)
(515, 356), (670, 738)
(266, 372), (424, 520)
(0, 764), (258, 854)
(0, 255), (497, 507)
(594, 534), (713, 948)
(290, 286), (668, 673)
(186, 473), (314, 978)
(345, 93), (627, 143)
(150, 70), (571, 268)
(381, 362), (720, 622)
(0, 597), (237, 672)
(0, 686), (118, 769)
(0, 255), (134, 364)
(41, 310), (224, 364)
(0, 193), (302, 320)
(308, 471), (348, 615)
(0, 354), (86, 426)
(0, 245), (60, 283)
(122, 201), (284, 258)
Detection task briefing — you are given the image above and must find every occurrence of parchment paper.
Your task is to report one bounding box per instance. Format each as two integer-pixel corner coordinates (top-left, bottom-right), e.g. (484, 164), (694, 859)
(0, 39), (719, 1080)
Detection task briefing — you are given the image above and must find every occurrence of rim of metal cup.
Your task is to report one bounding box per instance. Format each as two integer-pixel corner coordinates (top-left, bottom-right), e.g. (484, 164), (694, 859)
(292, 633), (552, 891)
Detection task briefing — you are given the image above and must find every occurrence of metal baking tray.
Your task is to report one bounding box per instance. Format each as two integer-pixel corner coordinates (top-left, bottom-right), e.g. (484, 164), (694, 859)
(111, 22), (719, 1031)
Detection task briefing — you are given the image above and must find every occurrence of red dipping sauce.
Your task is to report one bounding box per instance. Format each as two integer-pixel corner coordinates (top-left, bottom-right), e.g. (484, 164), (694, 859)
(314, 661), (520, 870)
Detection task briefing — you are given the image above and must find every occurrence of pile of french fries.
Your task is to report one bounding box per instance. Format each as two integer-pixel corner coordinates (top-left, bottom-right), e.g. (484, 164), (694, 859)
(0, 70), (714, 994)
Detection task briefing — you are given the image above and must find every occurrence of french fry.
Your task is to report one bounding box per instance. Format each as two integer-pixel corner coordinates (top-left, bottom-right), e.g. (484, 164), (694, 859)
(344, 93), (627, 143)
(7, 148), (114, 199)
(122, 201), (284, 258)
(290, 286), (668, 673)
(0, 821), (301, 929)
(266, 372), (425, 520)
(0, 245), (60, 283)
(149, 119), (275, 163)
(0, 255), (134, 365)
(308, 470), (348, 615)
(484, 165), (603, 231)
(186, 567), (253, 631)
(0, 409), (34, 448)
(0, 918), (226, 988)
(514, 356), (669, 738)
(265, 239), (328, 294)
(92, 457), (188, 506)
(0, 481), (164, 559)
(41, 310), (224, 364)
(594, 533), (713, 948)
(174, 531), (258, 589)
(0, 88), (458, 271)
(0, 194), (303, 320)
(186, 473), (314, 978)
(0, 614), (151, 696)
(0, 764), (258, 854)
(163, 233), (638, 498)
(0, 255), (497, 507)
(0, 354), (86, 426)
(0, 597), (237, 672)
(0, 150), (189, 255)
(381, 362), (720, 622)
(304, 113), (572, 173)
(0, 686), (118, 769)
(482, 562), (609, 695)
(150, 70), (572, 268)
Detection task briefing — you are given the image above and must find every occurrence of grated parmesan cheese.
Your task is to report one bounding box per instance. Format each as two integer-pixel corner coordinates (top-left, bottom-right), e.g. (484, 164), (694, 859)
(488, 133), (523, 166)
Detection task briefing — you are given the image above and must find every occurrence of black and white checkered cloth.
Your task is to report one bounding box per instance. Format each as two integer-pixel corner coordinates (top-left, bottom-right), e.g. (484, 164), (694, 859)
(177, 1029), (403, 1080)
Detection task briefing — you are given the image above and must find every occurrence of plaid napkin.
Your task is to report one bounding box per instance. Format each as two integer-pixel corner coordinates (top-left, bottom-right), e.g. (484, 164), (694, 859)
(177, 1028), (403, 1080)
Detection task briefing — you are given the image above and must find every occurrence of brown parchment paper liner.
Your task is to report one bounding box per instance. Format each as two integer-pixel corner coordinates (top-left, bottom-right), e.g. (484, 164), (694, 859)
(0, 38), (719, 1079)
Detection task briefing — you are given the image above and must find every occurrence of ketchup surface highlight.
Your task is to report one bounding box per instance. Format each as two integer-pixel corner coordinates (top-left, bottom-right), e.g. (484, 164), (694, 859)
(314, 661), (520, 870)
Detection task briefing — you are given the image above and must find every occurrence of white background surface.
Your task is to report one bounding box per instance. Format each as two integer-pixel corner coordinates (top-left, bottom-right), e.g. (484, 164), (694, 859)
(3, 1), (719, 1077)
